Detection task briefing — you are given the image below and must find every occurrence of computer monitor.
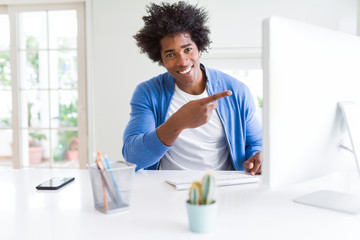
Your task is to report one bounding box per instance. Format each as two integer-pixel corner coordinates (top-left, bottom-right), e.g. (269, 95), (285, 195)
(262, 16), (360, 190)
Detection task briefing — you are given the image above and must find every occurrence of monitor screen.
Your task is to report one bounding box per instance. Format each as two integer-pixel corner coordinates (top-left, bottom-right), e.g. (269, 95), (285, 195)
(262, 16), (360, 189)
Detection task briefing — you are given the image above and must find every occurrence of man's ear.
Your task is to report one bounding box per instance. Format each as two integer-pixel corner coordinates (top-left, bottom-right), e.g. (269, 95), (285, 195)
(159, 59), (164, 66)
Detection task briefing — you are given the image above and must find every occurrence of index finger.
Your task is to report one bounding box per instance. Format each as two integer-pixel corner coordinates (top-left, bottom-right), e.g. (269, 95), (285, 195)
(202, 90), (232, 103)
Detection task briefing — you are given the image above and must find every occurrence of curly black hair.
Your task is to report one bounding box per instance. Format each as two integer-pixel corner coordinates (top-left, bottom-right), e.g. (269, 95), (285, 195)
(134, 1), (211, 63)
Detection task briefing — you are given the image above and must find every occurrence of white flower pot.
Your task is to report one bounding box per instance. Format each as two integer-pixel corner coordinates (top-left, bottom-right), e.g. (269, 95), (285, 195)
(186, 200), (218, 233)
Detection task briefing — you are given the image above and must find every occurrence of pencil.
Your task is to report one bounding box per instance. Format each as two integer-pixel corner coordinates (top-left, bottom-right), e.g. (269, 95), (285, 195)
(96, 152), (109, 212)
(100, 175), (109, 211)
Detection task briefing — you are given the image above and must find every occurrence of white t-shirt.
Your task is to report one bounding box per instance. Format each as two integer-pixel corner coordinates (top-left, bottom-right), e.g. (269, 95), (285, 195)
(159, 84), (231, 170)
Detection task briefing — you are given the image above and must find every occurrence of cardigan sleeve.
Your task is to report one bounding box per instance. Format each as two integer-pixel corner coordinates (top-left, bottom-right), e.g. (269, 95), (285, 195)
(122, 83), (170, 171)
(243, 86), (263, 160)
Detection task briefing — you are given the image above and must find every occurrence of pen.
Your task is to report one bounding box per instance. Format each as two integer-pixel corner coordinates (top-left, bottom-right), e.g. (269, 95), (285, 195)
(103, 154), (124, 205)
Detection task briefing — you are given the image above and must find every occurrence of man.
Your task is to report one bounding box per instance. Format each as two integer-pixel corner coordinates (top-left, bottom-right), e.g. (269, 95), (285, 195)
(122, 1), (262, 175)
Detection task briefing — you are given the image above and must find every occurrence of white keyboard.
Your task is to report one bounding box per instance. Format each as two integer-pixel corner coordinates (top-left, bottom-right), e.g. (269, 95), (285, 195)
(165, 172), (260, 191)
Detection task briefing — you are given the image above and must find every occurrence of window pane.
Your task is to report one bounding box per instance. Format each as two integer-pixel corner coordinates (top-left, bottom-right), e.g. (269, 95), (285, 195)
(48, 10), (77, 49)
(222, 69), (263, 109)
(19, 12), (47, 49)
(52, 130), (79, 168)
(0, 129), (13, 165)
(0, 14), (10, 51)
(0, 14), (12, 166)
(0, 51), (11, 89)
(51, 90), (78, 128)
(21, 129), (50, 167)
(20, 90), (50, 128)
(49, 50), (78, 89)
(19, 50), (48, 89)
(0, 91), (12, 127)
(221, 69), (263, 125)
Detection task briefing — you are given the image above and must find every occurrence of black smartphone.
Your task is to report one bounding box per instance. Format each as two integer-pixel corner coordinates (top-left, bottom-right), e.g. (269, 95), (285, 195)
(36, 177), (75, 190)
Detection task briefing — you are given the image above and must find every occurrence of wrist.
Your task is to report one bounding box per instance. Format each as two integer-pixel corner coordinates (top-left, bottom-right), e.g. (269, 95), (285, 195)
(156, 116), (183, 146)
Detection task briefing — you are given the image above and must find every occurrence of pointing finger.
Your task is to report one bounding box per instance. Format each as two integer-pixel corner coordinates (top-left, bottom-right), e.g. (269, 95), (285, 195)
(202, 90), (232, 104)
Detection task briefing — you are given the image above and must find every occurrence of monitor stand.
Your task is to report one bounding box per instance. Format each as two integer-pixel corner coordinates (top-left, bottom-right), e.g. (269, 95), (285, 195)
(293, 101), (360, 214)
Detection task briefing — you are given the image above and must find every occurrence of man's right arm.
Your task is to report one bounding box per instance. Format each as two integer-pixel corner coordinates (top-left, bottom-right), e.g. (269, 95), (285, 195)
(156, 90), (233, 146)
(122, 84), (171, 170)
(122, 85), (232, 170)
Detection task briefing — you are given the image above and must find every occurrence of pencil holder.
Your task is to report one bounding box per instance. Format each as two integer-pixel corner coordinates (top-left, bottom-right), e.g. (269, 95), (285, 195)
(88, 161), (136, 214)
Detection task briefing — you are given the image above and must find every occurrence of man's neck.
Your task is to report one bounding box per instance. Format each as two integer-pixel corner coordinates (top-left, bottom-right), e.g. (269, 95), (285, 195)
(176, 67), (207, 95)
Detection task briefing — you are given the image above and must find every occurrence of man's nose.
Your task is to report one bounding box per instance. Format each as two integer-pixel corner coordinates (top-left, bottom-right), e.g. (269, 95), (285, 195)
(176, 53), (188, 66)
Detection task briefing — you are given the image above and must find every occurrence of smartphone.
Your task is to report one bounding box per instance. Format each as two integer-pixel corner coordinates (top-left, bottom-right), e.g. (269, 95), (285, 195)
(36, 177), (75, 190)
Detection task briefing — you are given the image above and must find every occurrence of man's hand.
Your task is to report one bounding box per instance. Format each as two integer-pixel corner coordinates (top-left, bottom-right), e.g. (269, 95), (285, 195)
(176, 90), (232, 129)
(243, 152), (262, 175)
(157, 90), (232, 146)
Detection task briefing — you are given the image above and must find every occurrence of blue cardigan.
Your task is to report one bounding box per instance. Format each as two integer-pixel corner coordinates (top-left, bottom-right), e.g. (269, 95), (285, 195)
(122, 65), (262, 171)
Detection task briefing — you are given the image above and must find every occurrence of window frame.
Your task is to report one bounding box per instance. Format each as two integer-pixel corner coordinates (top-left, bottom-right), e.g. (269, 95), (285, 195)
(7, 3), (87, 169)
(201, 47), (262, 69)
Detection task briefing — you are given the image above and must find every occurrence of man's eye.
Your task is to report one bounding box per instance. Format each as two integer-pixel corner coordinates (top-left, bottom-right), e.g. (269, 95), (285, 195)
(166, 53), (174, 58)
(185, 48), (192, 52)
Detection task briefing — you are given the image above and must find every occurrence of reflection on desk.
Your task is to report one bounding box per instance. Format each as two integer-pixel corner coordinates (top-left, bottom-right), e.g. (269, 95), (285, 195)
(1, 168), (360, 240)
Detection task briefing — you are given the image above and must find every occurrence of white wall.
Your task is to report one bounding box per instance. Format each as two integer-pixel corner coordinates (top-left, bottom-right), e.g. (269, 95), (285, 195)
(89, 0), (358, 160)
(90, 0), (164, 159)
(206, 0), (357, 48)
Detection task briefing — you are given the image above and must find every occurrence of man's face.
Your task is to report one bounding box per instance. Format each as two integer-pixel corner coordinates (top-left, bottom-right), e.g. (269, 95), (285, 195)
(160, 33), (203, 94)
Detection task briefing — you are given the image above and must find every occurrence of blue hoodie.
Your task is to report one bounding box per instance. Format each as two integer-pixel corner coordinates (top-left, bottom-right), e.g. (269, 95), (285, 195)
(122, 64), (262, 171)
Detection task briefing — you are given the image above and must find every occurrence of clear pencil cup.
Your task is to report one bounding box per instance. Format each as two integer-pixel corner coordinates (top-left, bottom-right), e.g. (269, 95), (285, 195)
(88, 161), (136, 214)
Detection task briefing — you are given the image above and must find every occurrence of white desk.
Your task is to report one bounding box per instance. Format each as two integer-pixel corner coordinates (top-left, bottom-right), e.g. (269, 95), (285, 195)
(1, 168), (360, 240)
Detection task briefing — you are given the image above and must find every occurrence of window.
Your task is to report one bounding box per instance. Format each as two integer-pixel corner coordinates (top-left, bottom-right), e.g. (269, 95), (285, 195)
(0, 3), (87, 168)
(221, 69), (263, 109)
(202, 47), (263, 123)
(0, 9), (12, 167)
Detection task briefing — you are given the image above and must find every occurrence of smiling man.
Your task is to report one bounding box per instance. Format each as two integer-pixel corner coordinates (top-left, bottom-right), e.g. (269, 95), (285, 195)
(122, 1), (262, 174)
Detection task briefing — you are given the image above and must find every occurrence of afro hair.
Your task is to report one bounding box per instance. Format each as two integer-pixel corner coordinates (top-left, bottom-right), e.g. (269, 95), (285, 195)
(134, 1), (211, 63)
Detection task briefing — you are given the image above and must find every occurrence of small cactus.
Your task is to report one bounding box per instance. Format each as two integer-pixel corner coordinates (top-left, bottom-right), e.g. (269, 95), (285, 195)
(202, 173), (216, 204)
(189, 182), (202, 205)
(188, 173), (216, 205)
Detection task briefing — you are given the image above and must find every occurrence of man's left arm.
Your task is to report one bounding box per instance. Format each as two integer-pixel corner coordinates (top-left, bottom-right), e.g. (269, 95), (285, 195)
(242, 89), (263, 175)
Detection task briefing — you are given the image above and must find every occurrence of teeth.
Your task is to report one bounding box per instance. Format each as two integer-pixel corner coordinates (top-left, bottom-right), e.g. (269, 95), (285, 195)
(179, 66), (191, 74)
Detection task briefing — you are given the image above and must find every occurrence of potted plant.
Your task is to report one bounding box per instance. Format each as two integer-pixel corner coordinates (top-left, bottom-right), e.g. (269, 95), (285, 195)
(64, 137), (79, 160)
(28, 132), (46, 164)
(186, 173), (218, 233)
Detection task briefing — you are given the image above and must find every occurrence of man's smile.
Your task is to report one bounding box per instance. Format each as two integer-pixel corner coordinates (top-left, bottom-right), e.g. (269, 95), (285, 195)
(177, 65), (193, 75)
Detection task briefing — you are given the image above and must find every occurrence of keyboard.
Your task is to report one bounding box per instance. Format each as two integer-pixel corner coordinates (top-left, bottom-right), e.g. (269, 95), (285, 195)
(165, 171), (260, 191)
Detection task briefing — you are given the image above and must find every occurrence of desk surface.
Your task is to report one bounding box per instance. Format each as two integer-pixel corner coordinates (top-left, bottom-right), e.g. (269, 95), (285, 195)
(1, 168), (360, 240)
